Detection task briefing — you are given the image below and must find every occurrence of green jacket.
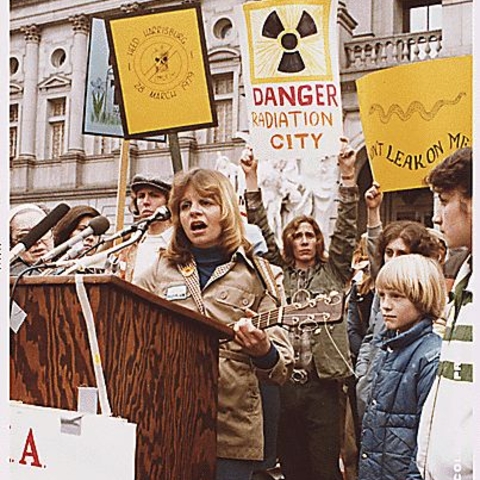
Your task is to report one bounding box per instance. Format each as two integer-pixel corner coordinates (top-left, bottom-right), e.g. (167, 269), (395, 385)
(245, 186), (358, 379)
(244, 186), (359, 300)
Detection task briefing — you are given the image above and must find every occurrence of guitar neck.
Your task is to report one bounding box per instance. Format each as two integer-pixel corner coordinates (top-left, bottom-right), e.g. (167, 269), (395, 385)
(250, 295), (344, 330)
(252, 306), (284, 330)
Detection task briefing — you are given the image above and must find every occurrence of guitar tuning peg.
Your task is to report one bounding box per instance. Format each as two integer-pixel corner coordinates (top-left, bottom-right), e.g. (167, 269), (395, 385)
(314, 327), (322, 335)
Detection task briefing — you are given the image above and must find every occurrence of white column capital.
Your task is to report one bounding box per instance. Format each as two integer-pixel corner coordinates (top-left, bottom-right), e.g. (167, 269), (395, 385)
(21, 24), (41, 44)
(69, 14), (90, 34)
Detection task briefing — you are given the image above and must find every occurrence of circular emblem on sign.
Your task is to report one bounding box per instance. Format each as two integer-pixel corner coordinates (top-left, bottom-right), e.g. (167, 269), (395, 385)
(132, 34), (190, 93)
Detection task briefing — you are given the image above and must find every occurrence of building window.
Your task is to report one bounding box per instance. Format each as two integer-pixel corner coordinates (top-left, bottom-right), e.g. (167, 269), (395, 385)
(10, 104), (19, 161)
(404, 1), (442, 33)
(10, 57), (19, 76)
(213, 18), (233, 40)
(208, 73), (234, 144)
(48, 98), (66, 159)
(51, 48), (67, 68)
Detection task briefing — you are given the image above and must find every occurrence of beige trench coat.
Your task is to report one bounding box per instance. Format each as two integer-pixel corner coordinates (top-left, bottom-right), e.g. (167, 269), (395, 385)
(136, 247), (294, 461)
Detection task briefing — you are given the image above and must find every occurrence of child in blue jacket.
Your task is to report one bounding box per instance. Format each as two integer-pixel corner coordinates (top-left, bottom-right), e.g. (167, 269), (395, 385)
(358, 254), (445, 480)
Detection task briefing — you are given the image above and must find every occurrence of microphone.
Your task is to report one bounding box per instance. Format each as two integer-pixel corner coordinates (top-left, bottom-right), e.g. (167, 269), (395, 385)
(103, 206), (171, 243)
(56, 240), (88, 263)
(145, 205), (171, 223)
(36, 215), (110, 264)
(9, 203), (70, 264)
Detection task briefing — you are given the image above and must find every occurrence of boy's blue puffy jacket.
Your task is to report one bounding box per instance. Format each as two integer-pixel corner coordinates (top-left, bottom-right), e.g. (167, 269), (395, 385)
(358, 318), (441, 480)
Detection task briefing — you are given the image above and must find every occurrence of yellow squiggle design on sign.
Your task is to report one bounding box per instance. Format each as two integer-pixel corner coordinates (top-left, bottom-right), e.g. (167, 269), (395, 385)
(369, 92), (466, 123)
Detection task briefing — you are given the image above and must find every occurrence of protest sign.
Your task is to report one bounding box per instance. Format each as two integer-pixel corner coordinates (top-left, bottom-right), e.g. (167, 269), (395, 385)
(83, 17), (165, 142)
(237, 0), (343, 160)
(357, 55), (472, 192)
(237, 0), (343, 242)
(105, 4), (217, 138)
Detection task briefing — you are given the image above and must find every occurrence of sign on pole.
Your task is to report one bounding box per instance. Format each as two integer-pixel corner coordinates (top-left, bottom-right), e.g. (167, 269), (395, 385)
(105, 4), (217, 138)
(237, 0), (343, 161)
(83, 16), (166, 142)
(237, 0), (342, 242)
(357, 55), (472, 192)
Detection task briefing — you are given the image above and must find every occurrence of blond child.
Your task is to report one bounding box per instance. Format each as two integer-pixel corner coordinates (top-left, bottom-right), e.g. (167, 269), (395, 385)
(358, 254), (445, 480)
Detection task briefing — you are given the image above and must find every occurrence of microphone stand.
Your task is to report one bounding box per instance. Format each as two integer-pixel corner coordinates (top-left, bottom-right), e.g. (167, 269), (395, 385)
(10, 225), (150, 318)
(61, 226), (148, 276)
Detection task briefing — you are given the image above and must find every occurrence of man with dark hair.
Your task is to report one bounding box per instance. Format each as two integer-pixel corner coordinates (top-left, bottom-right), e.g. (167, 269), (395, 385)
(417, 147), (473, 480)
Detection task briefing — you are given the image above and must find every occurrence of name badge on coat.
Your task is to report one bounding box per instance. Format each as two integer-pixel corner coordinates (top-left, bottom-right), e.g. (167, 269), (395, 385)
(166, 284), (188, 301)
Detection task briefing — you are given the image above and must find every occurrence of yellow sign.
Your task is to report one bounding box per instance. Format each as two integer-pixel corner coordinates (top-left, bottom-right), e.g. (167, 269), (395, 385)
(243, 0), (334, 84)
(106, 5), (216, 137)
(357, 56), (472, 192)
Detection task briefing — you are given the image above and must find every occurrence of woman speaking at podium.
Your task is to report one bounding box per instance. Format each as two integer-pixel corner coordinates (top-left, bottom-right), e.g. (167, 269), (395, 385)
(136, 167), (294, 480)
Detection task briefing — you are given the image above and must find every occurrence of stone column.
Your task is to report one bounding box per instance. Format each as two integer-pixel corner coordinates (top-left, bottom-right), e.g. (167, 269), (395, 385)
(337, 1), (358, 70)
(67, 14), (89, 156)
(442, 0), (472, 57)
(19, 25), (41, 160)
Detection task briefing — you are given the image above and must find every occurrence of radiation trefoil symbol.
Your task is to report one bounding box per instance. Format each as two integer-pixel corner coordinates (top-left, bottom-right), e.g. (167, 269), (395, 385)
(262, 10), (318, 73)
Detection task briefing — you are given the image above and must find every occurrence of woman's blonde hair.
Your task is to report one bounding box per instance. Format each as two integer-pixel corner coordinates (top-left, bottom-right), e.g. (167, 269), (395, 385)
(165, 168), (250, 263)
(376, 254), (446, 320)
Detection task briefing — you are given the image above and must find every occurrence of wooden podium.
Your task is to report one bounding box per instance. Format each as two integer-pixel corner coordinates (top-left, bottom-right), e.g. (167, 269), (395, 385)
(10, 275), (233, 480)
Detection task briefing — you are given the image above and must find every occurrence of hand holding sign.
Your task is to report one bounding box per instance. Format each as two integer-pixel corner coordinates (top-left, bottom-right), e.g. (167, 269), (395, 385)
(365, 182), (383, 230)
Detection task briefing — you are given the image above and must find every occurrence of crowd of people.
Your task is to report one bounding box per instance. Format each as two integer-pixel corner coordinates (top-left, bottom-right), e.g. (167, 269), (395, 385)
(9, 144), (473, 480)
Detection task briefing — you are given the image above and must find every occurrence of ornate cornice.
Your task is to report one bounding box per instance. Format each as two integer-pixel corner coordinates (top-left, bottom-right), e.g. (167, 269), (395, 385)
(38, 74), (71, 91)
(120, 2), (143, 14)
(10, 83), (24, 96)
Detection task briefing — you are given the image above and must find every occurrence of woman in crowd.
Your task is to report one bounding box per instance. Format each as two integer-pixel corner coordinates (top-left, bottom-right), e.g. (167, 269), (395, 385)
(9, 203), (53, 275)
(241, 139), (359, 480)
(347, 233), (375, 361)
(53, 205), (101, 258)
(135, 167), (294, 480)
(358, 254), (444, 480)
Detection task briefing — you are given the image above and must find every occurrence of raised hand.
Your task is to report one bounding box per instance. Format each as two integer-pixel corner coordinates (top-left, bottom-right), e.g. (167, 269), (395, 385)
(365, 182), (383, 228)
(239, 146), (259, 191)
(365, 182), (383, 210)
(338, 137), (357, 186)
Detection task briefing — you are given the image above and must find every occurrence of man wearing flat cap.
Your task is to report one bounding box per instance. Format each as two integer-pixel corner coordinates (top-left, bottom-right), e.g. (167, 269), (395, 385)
(118, 173), (173, 283)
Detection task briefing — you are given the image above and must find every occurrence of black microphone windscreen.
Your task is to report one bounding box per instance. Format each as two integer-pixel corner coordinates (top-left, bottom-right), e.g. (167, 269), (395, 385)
(21, 203), (70, 250)
(88, 215), (110, 235)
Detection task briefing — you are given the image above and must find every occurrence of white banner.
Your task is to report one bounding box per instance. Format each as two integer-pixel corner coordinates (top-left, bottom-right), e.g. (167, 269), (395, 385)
(237, 0), (342, 161)
(10, 402), (136, 480)
(236, 0), (343, 242)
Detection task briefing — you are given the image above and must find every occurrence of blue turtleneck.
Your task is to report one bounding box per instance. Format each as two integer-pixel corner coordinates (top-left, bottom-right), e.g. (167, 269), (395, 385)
(191, 245), (228, 289)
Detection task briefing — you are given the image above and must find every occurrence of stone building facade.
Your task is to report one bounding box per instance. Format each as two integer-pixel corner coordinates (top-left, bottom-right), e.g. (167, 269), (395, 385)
(9, 0), (473, 231)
